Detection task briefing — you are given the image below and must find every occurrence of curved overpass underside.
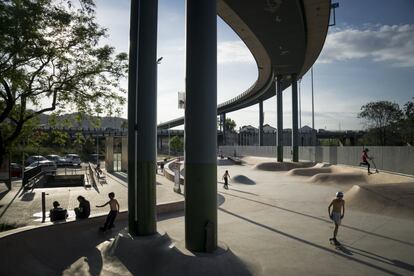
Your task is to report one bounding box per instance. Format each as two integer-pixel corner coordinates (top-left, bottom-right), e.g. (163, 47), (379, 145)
(158, 0), (331, 129)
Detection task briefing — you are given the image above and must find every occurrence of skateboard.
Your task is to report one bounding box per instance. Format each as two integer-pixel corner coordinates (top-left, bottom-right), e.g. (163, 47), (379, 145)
(329, 238), (341, 247)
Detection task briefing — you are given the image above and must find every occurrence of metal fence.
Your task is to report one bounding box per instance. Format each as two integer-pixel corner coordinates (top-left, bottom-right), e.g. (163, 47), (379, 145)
(218, 146), (414, 176)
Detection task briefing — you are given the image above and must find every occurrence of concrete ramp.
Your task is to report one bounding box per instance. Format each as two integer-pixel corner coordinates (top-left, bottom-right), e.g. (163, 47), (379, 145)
(308, 172), (367, 185)
(0, 214), (251, 276)
(287, 167), (333, 177)
(254, 162), (314, 171)
(345, 184), (414, 220)
(232, 175), (256, 185)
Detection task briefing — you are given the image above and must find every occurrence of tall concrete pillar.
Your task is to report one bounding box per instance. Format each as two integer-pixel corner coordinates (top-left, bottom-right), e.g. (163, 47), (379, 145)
(222, 113), (226, 145)
(185, 0), (217, 252)
(276, 76), (283, 162)
(127, 0), (158, 236)
(259, 100), (264, 146)
(291, 74), (299, 162)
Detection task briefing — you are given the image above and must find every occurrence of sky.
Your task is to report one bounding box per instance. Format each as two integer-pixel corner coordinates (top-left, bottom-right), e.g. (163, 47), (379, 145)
(94, 0), (414, 131)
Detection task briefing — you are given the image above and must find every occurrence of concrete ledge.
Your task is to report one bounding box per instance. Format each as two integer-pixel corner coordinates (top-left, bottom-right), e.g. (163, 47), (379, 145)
(0, 198), (184, 239)
(164, 158), (184, 184)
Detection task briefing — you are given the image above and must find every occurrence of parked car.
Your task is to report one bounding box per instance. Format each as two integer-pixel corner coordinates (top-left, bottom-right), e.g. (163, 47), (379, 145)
(10, 163), (23, 178)
(25, 155), (47, 166)
(65, 154), (81, 166)
(46, 154), (69, 166)
(25, 160), (57, 175)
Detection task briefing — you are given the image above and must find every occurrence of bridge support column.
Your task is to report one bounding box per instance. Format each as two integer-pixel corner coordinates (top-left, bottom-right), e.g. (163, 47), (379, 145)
(127, 0), (158, 236)
(291, 74), (299, 162)
(222, 113), (226, 146)
(276, 76), (283, 162)
(185, 0), (217, 252)
(259, 100), (264, 146)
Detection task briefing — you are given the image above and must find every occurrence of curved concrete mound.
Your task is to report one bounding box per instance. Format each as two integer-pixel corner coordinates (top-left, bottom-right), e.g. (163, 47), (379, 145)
(287, 166), (333, 176)
(232, 175), (256, 185)
(308, 172), (367, 184)
(254, 162), (315, 171)
(83, 229), (252, 276)
(345, 184), (414, 220)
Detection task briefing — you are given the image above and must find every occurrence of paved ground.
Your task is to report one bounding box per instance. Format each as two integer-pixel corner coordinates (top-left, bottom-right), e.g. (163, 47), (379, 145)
(0, 166), (182, 229)
(1, 157), (413, 275)
(163, 158), (414, 275)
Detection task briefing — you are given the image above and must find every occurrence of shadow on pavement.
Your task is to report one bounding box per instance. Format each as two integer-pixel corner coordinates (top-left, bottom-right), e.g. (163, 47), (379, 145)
(219, 207), (404, 276)
(343, 244), (414, 273)
(220, 191), (414, 247)
(0, 190), (9, 201)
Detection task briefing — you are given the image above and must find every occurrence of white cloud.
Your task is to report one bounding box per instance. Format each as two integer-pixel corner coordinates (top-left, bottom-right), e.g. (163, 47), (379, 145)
(318, 24), (414, 67)
(217, 41), (255, 65)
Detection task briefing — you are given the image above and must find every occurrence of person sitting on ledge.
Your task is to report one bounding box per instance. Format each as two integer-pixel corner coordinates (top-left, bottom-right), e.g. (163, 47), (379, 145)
(74, 196), (90, 219)
(49, 201), (68, 222)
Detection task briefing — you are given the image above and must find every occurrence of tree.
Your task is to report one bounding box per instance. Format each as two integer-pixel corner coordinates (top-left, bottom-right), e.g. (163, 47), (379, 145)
(225, 118), (236, 132)
(170, 136), (183, 154)
(398, 98), (414, 145)
(358, 101), (402, 145)
(0, 0), (128, 163)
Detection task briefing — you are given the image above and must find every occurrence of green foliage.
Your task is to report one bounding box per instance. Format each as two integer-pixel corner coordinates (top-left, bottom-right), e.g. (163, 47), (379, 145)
(358, 99), (414, 146)
(0, 0), (128, 162)
(358, 101), (402, 145)
(170, 136), (183, 153)
(225, 118), (236, 132)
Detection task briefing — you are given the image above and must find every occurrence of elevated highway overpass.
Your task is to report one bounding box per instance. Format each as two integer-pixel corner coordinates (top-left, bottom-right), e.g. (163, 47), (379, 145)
(158, 0), (331, 129)
(128, 0), (332, 252)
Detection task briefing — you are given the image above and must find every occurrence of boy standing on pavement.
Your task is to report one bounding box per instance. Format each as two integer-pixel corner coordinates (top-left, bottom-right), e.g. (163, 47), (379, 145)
(328, 191), (345, 245)
(222, 170), (230, 190)
(96, 192), (119, 231)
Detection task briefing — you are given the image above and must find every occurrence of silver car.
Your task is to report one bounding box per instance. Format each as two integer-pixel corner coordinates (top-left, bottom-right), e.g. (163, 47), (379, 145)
(46, 154), (68, 166)
(65, 154), (82, 166)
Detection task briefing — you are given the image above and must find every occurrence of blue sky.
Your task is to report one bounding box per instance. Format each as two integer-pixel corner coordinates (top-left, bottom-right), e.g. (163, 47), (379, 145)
(95, 0), (414, 130)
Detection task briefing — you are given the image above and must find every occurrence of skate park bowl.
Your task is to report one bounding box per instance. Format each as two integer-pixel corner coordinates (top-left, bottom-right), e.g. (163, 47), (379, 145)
(253, 161), (315, 171)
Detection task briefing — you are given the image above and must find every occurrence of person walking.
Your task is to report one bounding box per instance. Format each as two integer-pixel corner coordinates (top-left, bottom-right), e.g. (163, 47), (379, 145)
(96, 192), (119, 231)
(222, 170), (230, 190)
(328, 191), (345, 246)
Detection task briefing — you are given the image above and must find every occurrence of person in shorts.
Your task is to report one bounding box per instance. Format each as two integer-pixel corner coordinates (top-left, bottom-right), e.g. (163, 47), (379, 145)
(328, 191), (345, 245)
(96, 192), (119, 231)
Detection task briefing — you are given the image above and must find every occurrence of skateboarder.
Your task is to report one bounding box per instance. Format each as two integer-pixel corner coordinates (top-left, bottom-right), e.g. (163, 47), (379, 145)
(328, 191), (345, 246)
(96, 192), (119, 231)
(222, 170), (230, 190)
(359, 148), (371, 174)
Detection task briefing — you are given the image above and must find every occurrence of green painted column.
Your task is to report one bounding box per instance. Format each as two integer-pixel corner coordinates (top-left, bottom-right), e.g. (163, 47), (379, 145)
(276, 76), (283, 162)
(291, 74), (299, 162)
(185, 0), (217, 252)
(127, 0), (138, 235)
(127, 0), (158, 236)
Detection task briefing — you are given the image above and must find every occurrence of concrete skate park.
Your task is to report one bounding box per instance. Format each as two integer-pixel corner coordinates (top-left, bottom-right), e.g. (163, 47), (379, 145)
(1, 157), (414, 275)
(1, 0), (414, 275)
